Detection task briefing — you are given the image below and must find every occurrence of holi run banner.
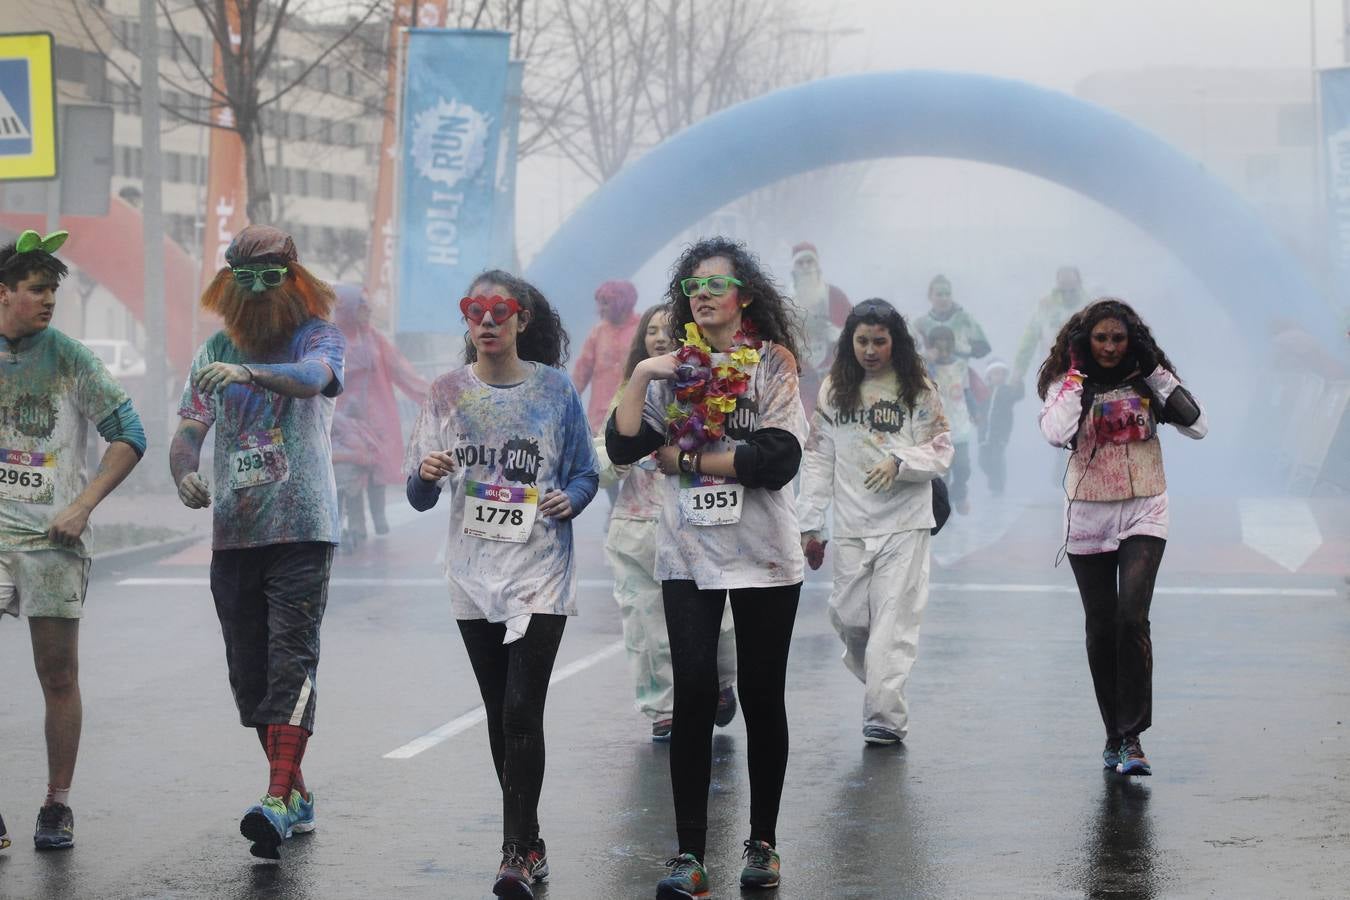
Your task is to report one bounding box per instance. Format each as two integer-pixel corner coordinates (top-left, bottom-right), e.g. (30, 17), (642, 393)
(200, 1), (249, 293)
(488, 59), (525, 272)
(397, 29), (511, 334)
(364, 0), (449, 327)
(1321, 66), (1350, 304)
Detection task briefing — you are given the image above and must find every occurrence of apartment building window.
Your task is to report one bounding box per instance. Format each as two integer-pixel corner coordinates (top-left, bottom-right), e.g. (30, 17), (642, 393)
(165, 152), (182, 182)
(116, 146), (143, 177)
(320, 172), (334, 200)
(294, 169), (309, 196)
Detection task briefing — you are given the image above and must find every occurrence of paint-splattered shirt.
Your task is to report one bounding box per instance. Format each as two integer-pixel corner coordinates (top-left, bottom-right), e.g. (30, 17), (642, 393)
(404, 363), (599, 621)
(178, 321), (345, 550)
(929, 358), (973, 443)
(799, 373), (954, 539)
(0, 328), (129, 556)
(641, 342), (807, 590)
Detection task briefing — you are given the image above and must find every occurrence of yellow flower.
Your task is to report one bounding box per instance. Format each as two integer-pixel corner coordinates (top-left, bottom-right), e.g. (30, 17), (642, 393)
(683, 322), (711, 353)
(713, 363), (738, 379)
(728, 346), (760, 367)
(706, 394), (739, 414)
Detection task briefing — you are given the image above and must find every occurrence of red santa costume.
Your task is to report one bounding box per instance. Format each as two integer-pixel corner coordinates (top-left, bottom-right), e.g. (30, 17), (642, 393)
(790, 242), (851, 417)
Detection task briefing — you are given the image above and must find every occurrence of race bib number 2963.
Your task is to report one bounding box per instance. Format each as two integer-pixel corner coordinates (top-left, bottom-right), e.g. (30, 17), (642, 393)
(0, 448), (56, 504)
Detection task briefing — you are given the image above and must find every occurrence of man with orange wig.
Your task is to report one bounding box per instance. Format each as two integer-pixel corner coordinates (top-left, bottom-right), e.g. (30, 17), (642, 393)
(168, 225), (345, 860)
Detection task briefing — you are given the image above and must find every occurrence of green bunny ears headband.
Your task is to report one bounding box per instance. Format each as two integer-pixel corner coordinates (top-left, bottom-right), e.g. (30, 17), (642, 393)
(14, 230), (69, 255)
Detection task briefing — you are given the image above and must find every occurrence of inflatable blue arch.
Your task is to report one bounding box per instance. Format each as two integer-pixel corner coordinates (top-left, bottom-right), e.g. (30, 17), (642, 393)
(526, 70), (1335, 351)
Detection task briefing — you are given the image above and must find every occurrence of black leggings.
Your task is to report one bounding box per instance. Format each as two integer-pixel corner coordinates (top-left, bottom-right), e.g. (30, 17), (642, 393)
(457, 615), (567, 845)
(663, 580), (801, 858)
(1067, 536), (1166, 741)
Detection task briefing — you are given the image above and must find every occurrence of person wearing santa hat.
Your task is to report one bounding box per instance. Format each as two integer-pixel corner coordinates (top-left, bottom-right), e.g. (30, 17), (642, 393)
(789, 242), (851, 418)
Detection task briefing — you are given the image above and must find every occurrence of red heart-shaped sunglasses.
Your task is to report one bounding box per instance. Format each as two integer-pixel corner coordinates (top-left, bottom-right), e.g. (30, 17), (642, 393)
(459, 295), (523, 325)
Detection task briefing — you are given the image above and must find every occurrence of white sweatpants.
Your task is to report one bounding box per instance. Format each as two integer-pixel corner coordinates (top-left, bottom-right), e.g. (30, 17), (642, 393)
(605, 518), (735, 719)
(826, 529), (932, 737)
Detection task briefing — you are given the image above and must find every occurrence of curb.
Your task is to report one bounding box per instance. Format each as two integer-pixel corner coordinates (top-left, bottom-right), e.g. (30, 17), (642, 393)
(91, 534), (205, 572)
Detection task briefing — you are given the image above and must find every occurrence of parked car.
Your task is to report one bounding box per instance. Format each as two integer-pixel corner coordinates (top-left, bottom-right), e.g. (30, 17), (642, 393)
(80, 339), (147, 378)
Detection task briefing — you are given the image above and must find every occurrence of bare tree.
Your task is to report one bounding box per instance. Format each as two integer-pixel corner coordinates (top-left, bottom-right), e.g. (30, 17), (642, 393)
(73, 0), (385, 221)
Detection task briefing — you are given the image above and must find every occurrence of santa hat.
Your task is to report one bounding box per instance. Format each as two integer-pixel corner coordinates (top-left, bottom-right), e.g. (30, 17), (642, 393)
(791, 241), (819, 263)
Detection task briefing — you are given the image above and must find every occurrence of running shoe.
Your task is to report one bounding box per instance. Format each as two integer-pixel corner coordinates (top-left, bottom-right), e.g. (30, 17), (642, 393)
(1117, 736), (1151, 776)
(739, 839), (781, 889)
(652, 718), (673, 742)
(1103, 737), (1122, 770)
(286, 789), (316, 835)
(657, 852), (710, 899)
(715, 686), (738, 727)
(33, 802), (74, 851)
(1, 811), (11, 850)
(240, 794), (288, 859)
(492, 842), (534, 899)
(525, 836), (549, 881)
(863, 725), (902, 746)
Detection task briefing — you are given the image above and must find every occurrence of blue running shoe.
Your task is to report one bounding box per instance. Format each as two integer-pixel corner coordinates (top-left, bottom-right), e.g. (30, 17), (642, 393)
(863, 725), (902, 746)
(1, 810), (11, 850)
(656, 852), (710, 899)
(1103, 737), (1122, 770)
(33, 803), (74, 850)
(286, 790), (315, 836)
(240, 794), (288, 859)
(1117, 736), (1152, 776)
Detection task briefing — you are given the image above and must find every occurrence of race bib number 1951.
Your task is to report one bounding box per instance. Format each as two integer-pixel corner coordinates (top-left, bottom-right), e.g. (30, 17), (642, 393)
(678, 473), (743, 526)
(229, 428), (290, 490)
(0, 448), (56, 504)
(463, 480), (539, 543)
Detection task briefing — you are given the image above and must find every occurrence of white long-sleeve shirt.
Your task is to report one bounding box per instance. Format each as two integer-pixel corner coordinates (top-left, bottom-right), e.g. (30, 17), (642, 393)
(798, 373), (954, 539)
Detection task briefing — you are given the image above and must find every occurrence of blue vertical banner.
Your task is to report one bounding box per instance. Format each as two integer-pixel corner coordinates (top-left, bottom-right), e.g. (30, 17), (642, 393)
(397, 29), (511, 333)
(489, 59), (525, 272)
(1321, 67), (1350, 304)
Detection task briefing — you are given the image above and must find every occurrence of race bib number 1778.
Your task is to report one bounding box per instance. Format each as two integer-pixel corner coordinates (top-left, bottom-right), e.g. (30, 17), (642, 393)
(463, 479), (539, 543)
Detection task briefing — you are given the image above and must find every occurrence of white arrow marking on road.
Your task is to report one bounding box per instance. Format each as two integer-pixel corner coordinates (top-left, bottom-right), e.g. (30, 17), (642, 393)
(1238, 498), (1324, 573)
(383, 640), (625, 759)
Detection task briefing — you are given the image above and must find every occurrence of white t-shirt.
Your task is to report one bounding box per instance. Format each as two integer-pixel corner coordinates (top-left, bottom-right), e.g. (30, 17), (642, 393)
(642, 341), (807, 590)
(799, 373), (954, 539)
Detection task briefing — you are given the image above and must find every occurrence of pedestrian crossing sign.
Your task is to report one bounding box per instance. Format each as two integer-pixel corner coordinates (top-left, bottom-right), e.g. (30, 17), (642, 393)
(0, 33), (56, 181)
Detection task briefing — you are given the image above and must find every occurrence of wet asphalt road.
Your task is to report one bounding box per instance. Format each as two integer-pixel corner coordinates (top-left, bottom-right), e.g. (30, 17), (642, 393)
(1, 500), (1347, 899)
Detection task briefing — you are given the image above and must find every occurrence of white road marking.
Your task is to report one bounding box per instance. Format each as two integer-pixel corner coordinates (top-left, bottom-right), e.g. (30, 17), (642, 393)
(383, 640), (625, 759)
(1238, 498), (1324, 573)
(123, 577), (1337, 598)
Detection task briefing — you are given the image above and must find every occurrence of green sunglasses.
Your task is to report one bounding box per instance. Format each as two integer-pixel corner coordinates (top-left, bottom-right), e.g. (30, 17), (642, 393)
(232, 265), (289, 293)
(680, 275), (743, 298)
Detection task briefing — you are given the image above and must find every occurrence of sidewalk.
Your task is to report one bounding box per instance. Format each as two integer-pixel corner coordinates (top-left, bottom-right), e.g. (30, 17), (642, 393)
(88, 487), (209, 559)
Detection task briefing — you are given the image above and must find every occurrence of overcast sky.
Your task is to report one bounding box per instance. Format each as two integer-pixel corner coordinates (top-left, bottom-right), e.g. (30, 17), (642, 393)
(827, 0), (1343, 89)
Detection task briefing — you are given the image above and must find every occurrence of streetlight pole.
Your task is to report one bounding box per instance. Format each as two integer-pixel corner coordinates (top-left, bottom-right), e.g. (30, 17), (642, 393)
(140, 0), (168, 472)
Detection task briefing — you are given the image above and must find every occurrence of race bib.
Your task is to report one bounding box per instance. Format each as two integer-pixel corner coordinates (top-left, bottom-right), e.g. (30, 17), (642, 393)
(229, 428), (290, 490)
(678, 473), (743, 526)
(0, 448), (56, 504)
(1092, 391), (1155, 445)
(463, 479), (538, 543)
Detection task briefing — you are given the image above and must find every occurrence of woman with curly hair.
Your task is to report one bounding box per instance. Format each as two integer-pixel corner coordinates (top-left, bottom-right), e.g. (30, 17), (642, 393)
(1037, 298), (1207, 777)
(607, 237), (806, 897)
(798, 299), (954, 747)
(406, 269), (598, 899)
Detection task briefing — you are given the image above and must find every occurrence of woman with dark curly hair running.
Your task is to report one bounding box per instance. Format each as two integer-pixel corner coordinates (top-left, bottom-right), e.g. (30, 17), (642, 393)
(406, 269), (598, 899)
(607, 237), (806, 898)
(1036, 298), (1207, 777)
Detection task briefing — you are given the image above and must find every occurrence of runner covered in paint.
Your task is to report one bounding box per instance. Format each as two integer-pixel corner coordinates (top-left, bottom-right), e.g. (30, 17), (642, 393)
(798, 299), (953, 746)
(596, 305), (738, 742)
(1037, 298), (1206, 777)
(1014, 265), (1086, 390)
(925, 325), (974, 514)
(607, 237), (807, 898)
(0, 230), (145, 851)
(405, 270), (597, 900)
(170, 225), (344, 860)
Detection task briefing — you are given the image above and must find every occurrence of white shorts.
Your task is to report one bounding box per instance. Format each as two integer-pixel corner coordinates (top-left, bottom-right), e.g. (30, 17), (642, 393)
(0, 549), (92, 620)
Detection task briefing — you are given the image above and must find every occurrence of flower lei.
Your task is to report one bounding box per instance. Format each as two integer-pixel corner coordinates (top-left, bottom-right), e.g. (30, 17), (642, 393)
(665, 319), (762, 451)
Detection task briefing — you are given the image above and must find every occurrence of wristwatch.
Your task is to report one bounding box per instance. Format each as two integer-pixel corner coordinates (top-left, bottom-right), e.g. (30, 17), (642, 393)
(678, 450), (694, 474)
